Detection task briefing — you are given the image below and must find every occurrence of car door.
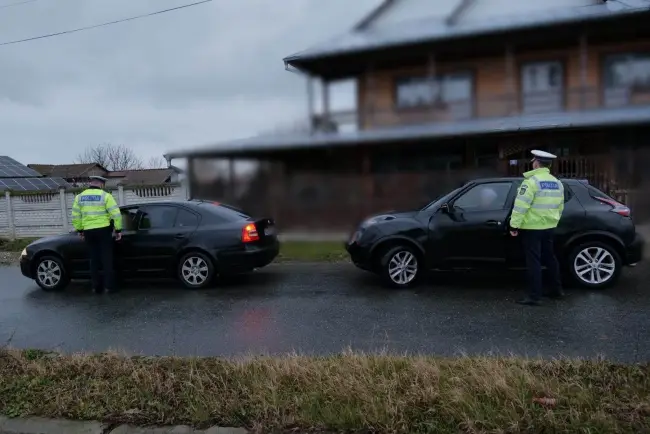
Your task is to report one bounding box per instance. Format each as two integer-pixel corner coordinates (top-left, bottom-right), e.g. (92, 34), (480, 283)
(428, 181), (516, 267)
(114, 206), (143, 276)
(505, 181), (583, 267)
(130, 205), (198, 275)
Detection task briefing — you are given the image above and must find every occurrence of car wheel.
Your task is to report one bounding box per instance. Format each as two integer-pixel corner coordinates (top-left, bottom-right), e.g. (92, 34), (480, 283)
(379, 245), (421, 288)
(34, 255), (69, 291)
(177, 251), (215, 289)
(568, 241), (621, 289)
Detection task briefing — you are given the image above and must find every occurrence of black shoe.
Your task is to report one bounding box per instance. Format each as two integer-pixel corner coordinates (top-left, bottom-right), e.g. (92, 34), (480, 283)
(544, 291), (565, 299)
(517, 297), (541, 306)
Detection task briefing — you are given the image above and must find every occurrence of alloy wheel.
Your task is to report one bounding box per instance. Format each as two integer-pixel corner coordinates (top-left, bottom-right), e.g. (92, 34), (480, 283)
(36, 260), (62, 288)
(181, 256), (209, 286)
(388, 250), (418, 285)
(573, 246), (616, 285)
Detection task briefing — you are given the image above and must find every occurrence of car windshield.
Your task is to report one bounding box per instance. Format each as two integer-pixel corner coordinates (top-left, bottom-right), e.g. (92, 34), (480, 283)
(197, 202), (251, 221)
(421, 187), (462, 211)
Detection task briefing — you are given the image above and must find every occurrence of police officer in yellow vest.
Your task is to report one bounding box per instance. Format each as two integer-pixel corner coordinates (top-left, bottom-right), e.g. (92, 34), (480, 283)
(71, 176), (122, 294)
(510, 150), (565, 306)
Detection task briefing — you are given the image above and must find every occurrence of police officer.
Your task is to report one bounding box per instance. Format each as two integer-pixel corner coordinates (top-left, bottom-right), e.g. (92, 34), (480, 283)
(71, 175), (122, 294)
(509, 150), (565, 306)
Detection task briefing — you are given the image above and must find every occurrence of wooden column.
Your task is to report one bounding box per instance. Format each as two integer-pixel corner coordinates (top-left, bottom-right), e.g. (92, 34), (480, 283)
(505, 45), (516, 115)
(427, 53), (437, 119)
(361, 148), (373, 217)
(228, 158), (235, 202)
(321, 79), (330, 129)
(364, 64), (376, 128)
(306, 76), (315, 131)
(579, 34), (589, 109)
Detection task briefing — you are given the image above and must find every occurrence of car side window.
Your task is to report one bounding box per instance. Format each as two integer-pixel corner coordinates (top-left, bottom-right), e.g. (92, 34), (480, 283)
(453, 182), (512, 211)
(121, 208), (141, 231)
(138, 206), (178, 230)
(174, 208), (199, 228)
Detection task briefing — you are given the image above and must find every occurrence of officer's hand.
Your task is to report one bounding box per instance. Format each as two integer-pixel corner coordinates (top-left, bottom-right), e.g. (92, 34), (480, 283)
(510, 230), (518, 237)
(78, 232), (84, 240)
(114, 232), (122, 241)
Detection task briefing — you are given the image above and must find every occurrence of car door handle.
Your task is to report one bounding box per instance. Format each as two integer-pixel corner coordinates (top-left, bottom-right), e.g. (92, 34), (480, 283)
(485, 220), (502, 226)
(174, 233), (186, 239)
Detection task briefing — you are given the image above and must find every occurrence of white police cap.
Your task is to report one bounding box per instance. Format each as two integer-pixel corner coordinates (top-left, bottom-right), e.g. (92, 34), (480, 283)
(530, 149), (557, 163)
(89, 175), (108, 183)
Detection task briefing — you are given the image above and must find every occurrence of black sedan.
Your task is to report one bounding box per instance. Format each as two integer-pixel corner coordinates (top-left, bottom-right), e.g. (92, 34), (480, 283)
(19, 200), (280, 291)
(346, 178), (644, 289)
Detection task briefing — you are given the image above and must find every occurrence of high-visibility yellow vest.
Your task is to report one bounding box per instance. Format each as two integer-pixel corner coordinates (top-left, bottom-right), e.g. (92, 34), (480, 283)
(510, 167), (564, 230)
(71, 188), (123, 231)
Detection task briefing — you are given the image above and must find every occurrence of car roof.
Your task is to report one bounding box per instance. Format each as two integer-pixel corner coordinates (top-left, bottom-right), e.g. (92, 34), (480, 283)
(469, 177), (586, 185)
(120, 199), (207, 208)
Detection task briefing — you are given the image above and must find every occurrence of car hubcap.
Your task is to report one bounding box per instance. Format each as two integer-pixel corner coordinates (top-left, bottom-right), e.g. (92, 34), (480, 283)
(388, 251), (418, 285)
(181, 257), (209, 285)
(574, 247), (616, 284)
(37, 260), (61, 287)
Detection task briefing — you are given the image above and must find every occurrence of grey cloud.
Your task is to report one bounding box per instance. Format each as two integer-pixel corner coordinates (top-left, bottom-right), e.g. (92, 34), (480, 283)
(0, 0), (380, 164)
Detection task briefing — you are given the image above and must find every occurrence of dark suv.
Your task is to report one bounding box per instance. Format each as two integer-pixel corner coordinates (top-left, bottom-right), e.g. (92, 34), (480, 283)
(346, 178), (644, 289)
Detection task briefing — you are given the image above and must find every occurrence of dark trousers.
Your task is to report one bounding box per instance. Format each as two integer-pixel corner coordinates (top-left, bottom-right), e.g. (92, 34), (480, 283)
(84, 226), (115, 291)
(521, 229), (563, 300)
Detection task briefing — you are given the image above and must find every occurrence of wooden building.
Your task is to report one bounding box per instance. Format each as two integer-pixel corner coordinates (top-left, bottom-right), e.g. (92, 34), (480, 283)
(168, 0), (650, 230)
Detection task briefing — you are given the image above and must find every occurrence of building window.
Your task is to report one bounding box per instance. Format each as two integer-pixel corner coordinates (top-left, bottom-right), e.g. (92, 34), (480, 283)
(395, 72), (473, 113)
(603, 53), (650, 107)
(521, 61), (564, 113)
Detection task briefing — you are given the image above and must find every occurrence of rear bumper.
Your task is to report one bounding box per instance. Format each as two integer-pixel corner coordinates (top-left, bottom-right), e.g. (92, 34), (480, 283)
(217, 240), (280, 273)
(624, 232), (644, 265)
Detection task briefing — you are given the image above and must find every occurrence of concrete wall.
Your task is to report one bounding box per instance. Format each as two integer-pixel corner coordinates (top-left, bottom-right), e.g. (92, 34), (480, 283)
(0, 184), (188, 239)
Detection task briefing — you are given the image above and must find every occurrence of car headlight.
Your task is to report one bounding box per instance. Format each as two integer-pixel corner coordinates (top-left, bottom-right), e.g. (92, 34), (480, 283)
(20, 248), (27, 257)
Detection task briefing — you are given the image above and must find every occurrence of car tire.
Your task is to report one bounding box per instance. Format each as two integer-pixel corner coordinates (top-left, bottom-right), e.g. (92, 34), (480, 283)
(177, 251), (215, 289)
(379, 245), (422, 289)
(33, 255), (69, 292)
(567, 241), (622, 289)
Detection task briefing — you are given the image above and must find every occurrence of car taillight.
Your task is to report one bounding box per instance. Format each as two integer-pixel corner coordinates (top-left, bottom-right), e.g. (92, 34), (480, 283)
(242, 223), (259, 242)
(595, 196), (631, 217)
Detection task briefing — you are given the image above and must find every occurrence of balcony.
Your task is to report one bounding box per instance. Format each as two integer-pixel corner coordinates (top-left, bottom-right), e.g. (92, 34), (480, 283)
(312, 85), (650, 132)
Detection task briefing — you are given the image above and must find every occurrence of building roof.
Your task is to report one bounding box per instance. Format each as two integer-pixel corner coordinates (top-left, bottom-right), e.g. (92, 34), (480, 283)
(166, 105), (650, 159)
(27, 163), (107, 178)
(107, 168), (178, 185)
(284, 2), (650, 68)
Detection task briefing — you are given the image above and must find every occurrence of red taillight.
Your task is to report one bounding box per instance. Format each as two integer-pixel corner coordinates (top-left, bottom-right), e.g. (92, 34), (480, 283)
(595, 196), (631, 217)
(242, 223), (259, 242)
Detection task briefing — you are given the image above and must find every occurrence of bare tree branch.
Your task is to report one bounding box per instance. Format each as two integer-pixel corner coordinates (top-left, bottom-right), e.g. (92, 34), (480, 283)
(145, 155), (168, 169)
(75, 144), (144, 171)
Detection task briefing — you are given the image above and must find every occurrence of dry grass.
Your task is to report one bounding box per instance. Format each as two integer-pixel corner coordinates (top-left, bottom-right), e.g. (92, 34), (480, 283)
(1, 349), (649, 433)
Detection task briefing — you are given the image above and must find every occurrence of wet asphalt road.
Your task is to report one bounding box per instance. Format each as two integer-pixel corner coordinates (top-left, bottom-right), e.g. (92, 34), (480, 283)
(0, 262), (648, 362)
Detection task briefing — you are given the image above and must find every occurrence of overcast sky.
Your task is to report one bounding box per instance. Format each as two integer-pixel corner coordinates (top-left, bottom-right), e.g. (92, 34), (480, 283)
(0, 0), (380, 166)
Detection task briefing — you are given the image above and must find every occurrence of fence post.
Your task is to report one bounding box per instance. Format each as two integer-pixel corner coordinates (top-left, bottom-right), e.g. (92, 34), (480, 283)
(117, 185), (125, 205)
(5, 191), (15, 239)
(59, 188), (68, 232)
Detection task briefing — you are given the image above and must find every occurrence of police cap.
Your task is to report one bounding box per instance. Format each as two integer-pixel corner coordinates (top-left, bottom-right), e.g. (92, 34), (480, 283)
(530, 149), (557, 164)
(89, 175), (108, 183)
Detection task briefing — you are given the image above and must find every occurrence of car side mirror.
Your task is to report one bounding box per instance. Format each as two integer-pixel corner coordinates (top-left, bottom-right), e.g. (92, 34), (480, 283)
(440, 203), (451, 213)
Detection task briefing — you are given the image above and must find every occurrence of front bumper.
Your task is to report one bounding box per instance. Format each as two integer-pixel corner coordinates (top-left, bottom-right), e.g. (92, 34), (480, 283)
(625, 232), (644, 265)
(19, 255), (32, 278)
(346, 240), (372, 271)
(218, 240), (280, 273)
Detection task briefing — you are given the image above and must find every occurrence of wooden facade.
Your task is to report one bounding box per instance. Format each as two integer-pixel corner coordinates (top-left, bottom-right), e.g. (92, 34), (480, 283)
(187, 11), (650, 231)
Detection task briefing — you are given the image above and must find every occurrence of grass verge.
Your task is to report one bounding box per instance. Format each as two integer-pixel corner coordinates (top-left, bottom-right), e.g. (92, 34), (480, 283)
(1, 349), (648, 433)
(0, 238), (35, 252)
(278, 241), (347, 262)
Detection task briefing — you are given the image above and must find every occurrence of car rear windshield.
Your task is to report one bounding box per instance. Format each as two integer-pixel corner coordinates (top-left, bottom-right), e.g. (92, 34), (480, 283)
(197, 202), (251, 221)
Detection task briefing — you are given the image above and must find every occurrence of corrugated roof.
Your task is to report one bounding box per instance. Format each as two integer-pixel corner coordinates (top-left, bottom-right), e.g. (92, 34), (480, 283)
(166, 106), (650, 159)
(27, 163), (107, 178)
(284, 2), (650, 64)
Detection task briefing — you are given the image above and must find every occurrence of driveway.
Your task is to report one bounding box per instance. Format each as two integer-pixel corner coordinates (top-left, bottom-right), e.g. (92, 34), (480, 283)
(0, 262), (648, 362)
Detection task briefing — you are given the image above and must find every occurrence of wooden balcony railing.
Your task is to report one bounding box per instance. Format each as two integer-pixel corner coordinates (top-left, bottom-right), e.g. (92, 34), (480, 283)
(313, 85), (650, 131)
